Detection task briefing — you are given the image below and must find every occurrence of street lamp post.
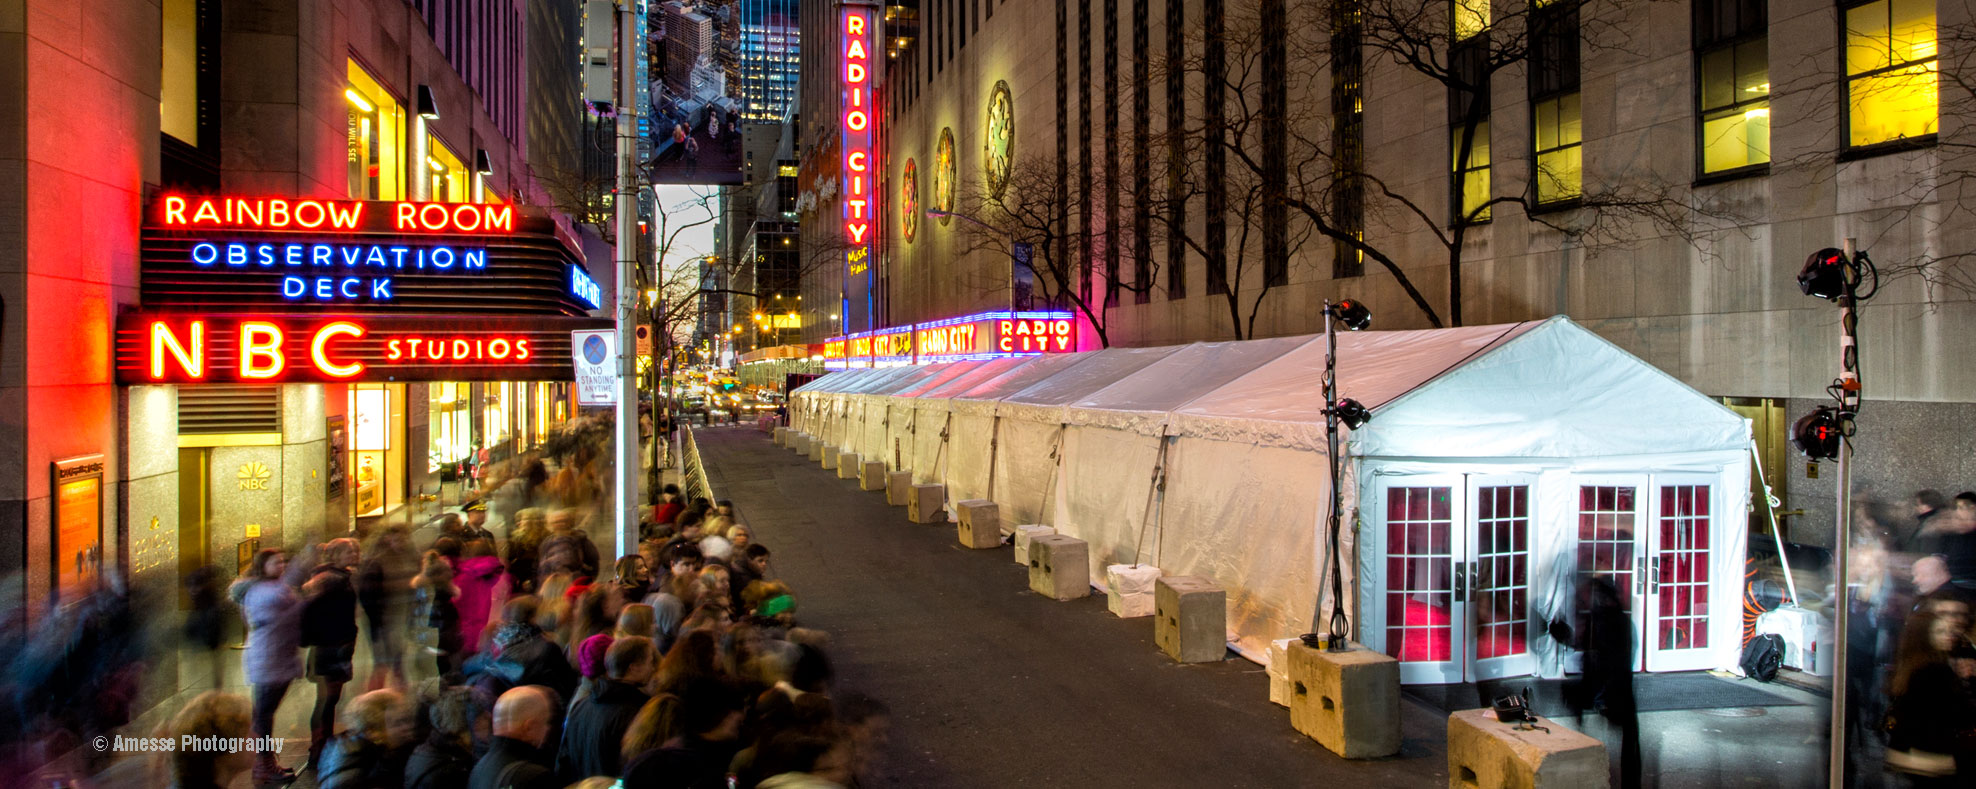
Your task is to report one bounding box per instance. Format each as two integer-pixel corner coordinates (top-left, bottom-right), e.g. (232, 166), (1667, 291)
(610, 0), (640, 560)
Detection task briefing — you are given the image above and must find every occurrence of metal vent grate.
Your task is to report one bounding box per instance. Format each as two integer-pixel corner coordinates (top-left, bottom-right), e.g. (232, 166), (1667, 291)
(178, 385), (280, 434)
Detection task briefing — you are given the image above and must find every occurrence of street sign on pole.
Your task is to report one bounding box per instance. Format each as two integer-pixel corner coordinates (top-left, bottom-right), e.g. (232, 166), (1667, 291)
(572, 329), (617, 406)
(636, 324), (653, 357)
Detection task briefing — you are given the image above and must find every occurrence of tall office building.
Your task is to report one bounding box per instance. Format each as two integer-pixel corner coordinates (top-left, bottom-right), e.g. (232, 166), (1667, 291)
(738, 0), (800, 121)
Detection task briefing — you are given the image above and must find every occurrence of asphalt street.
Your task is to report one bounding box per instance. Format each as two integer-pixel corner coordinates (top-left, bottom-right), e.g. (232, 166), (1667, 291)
(698, 425), (1449, 788)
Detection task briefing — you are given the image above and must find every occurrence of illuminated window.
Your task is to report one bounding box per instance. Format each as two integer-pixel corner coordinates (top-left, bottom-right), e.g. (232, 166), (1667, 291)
(161, 0), (199, 145)
(1845, 0), (1937, 149)
(347, 62), (405, 200)
(427, 137), (469, 203)
(1695, 1), (1769, 176)
(1533, 95), (1582, 203)
(1453, 121), (1492, 222)
(1453, 0), (1489, 40)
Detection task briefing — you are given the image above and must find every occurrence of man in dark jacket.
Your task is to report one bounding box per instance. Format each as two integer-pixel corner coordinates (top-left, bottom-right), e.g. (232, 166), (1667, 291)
(304, 538), (364, 771)
(485, 597), (579, 703)
(1548, 576), (1639, 789)
(405, 687), (479, 789)
(315, 689), (412, 789)
(467, 687), (557, 789)
(555, 637), (657, 781)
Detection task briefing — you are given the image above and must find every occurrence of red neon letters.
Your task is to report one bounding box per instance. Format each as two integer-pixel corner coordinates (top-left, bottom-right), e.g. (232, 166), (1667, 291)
(159, 195), (514, 233)
(841, 7), (876, 275)
(996, 319), (1075, 353)
(384, 337), (532, 363)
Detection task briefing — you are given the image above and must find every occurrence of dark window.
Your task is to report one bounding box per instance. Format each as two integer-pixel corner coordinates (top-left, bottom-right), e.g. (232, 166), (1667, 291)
(1529, 2), (1582, 205)
(1165, 0), (1186, 299)
(1057, 0), (1071, 303)
(1330, 0), (1364, 278)
(1079, 0), (1092, 304)
(1262, 0), (1287, 288)
(1204, 0), (1227, 297)
(1133, 0), (1151, 303)
(1105, 0), (1120, 307)
(1449, 36), (1491, 224)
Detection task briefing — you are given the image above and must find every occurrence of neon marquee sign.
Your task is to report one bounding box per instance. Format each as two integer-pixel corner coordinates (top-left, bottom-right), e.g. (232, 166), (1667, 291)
(840, 3), (877, 278)
(115, 313), (606, 384)
(822, 311), (1078, 367)
(160, 195), (516, 234)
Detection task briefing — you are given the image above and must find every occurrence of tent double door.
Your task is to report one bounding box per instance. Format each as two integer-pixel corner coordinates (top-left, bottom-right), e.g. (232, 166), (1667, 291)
(1373, 473), (1719, 684)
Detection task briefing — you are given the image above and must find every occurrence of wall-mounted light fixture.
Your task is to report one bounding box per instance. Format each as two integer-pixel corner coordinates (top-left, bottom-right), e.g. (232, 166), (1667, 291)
(416, 85), (441, 120)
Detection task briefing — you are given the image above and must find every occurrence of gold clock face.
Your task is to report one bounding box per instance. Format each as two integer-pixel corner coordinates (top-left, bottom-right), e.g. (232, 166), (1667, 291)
(902, 158), (919, 243)
(984, 81), (1014, 200)
(934, 127), (956, 226)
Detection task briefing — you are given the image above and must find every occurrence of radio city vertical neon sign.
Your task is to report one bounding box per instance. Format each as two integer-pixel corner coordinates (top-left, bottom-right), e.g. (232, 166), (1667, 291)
(841, 4), (877, 277)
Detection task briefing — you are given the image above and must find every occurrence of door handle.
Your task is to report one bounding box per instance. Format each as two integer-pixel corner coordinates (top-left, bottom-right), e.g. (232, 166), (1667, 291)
(1454, 562), (1467, 603)
(1636, 557), (1647, 596)
(1650, 557), (1661, 594)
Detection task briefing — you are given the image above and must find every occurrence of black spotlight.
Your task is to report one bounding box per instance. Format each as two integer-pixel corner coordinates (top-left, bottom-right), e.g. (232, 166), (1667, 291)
(1790, 406), (1844, 460)
(1798, 247), (1850, 301)
(1330, 299), (1373, 331)
(1327, 398), (1372, 429)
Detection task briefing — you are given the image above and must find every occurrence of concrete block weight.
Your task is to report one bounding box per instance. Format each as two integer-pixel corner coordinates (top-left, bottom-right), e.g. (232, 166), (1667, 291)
(807, 437), (826, 462)
(1154, 576), (1227, 663)
(955, 499), (1001, 549)
(1287, 641), (1402, 759)
(1446, 708), (1607, 788)
(1013, 525), (1055, 565)
(790, 434), (810, 455)
(907, 484), (945, 524)
(837, 451), (862, 479)
(860, 461), (887, 491)
(1027, 535), (1090, 601)
(1106, 564), (1163, 618)
(885, 471), (913, 506)
(773, 426), (788, 446)
(821, 444), (839, 470)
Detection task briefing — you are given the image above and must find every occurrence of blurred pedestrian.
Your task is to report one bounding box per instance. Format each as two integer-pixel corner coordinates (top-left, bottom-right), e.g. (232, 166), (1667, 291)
(454, 539), (511, 660)
(1547, 575), (1639, 789)
(165, 691), (255, 789)
(556, 636), (656, 780)
(468, 686), (557, 789)
(404, 686), (479, 789)
(412, 550), (463, 679)
(303, 537), (364, 771)
(240, 547), (309, 784)
(182, 565), (228, 689)
(316, 688), (414, 789)
(360, 526), (417, 692)
(620, 677), (746, 788)
(1885, 608), (1976, 782)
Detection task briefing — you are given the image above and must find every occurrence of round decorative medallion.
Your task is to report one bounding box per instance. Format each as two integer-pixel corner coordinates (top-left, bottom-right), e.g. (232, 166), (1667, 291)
(902, 157), (920, 243)
(933, 127), (957, 226)
(984, 81), (1014, 200)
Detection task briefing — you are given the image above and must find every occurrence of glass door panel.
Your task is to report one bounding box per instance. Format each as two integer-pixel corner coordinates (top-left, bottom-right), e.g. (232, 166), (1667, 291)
(1378, 480), (1463, 684)
(1469, 479), (1536, 681)
(1575, 478), (1647, 670)
(1647, 479), (1717, 671)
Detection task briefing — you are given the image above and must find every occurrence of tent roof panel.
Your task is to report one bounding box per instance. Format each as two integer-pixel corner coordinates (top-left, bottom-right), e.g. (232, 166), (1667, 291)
(1002, 346), (1185, 407)
(917, 356), (1042, 399)
(947, 352), (1092, 402)
(1071, 335), (1316, 417)
(891, 360), (993, 397)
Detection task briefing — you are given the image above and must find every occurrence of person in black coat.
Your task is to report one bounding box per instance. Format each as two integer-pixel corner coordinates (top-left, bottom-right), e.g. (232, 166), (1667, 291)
(305, 538), (364, 771)
(315, 689), (413, 789)
(556, 637), (657, 781)
(468, 687), (557, 789)
(1547, 575), (1639, 789)
(485, 597), (579, 703)
(621, 678), (746, 789)
(405, 687), (480, 789)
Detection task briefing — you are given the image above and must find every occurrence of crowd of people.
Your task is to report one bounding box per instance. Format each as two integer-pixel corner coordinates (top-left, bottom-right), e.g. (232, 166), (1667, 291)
(0, 414), (883, 789)
(1845, 490), (1976, 784)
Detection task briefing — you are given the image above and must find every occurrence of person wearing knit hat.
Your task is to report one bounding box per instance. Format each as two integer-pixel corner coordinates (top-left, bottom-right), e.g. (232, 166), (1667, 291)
(569, 633), (616, 709)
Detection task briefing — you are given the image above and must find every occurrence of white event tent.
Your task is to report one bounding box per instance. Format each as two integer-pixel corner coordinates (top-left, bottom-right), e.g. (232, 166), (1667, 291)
(791, 316), (1752, 684)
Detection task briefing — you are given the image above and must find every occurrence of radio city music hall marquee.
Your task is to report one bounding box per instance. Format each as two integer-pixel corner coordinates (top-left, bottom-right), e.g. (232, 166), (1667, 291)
(117, 195), (609, 385)
(841, 1), (877, 278)
(822, 311), (1078, 367)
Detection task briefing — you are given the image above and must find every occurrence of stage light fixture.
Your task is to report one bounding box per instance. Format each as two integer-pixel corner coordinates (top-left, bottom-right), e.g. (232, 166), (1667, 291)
(1790, 406), (1843, 460)
(1329, 299), (1373, 331)
(1798, 247), (1849, 301)
(1327, 398), (1371, 429)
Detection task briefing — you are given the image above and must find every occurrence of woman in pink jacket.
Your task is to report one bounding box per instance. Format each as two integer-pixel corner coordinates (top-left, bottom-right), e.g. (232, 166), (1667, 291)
(451, 539), (510, 660)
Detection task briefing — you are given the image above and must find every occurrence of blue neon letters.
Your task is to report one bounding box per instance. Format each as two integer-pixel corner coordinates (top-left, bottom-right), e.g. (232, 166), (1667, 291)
(569, 265), (602, 309)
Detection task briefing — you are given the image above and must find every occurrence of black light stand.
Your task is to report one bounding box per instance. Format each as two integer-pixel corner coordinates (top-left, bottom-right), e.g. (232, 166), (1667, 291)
(1315, 298), (1371, 651)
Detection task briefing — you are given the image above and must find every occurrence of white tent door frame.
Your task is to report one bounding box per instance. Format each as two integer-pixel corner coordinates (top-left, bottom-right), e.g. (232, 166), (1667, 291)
(1370, 473), (1541, 684)
(1371, 471), (1722, 684)
(1571, 472), (1721, 673)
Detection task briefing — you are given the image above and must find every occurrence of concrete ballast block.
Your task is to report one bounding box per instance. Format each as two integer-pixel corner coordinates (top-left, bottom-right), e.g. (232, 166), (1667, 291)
(807, 437), (826, 461)
(885, 471), (913, 506)
(1155, 576), (1227, 663)
(790, 434), (809, 454)
(821, 444), (839, 470)
(1013, 525), (1055, 565)
(1106, 564), (1163, 618)
(860, 460), (887, 491)
(955, 500), (1001, 549)
(1287, 641), (1402, 759)
(773, 426), (788, 446)
(1447, 708), (1608, 788)
(907, 484), (945, 523)
(1267, 638), (1299, 708)
(837, 451), (862, 479)
(1027, 535), (1090, 600)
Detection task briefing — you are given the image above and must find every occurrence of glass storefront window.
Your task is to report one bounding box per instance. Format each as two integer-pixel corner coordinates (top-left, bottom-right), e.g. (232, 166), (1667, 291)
(348, 383), (405, 518)
(429, 382), (473, 473)
(347, 61), (405, 200)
